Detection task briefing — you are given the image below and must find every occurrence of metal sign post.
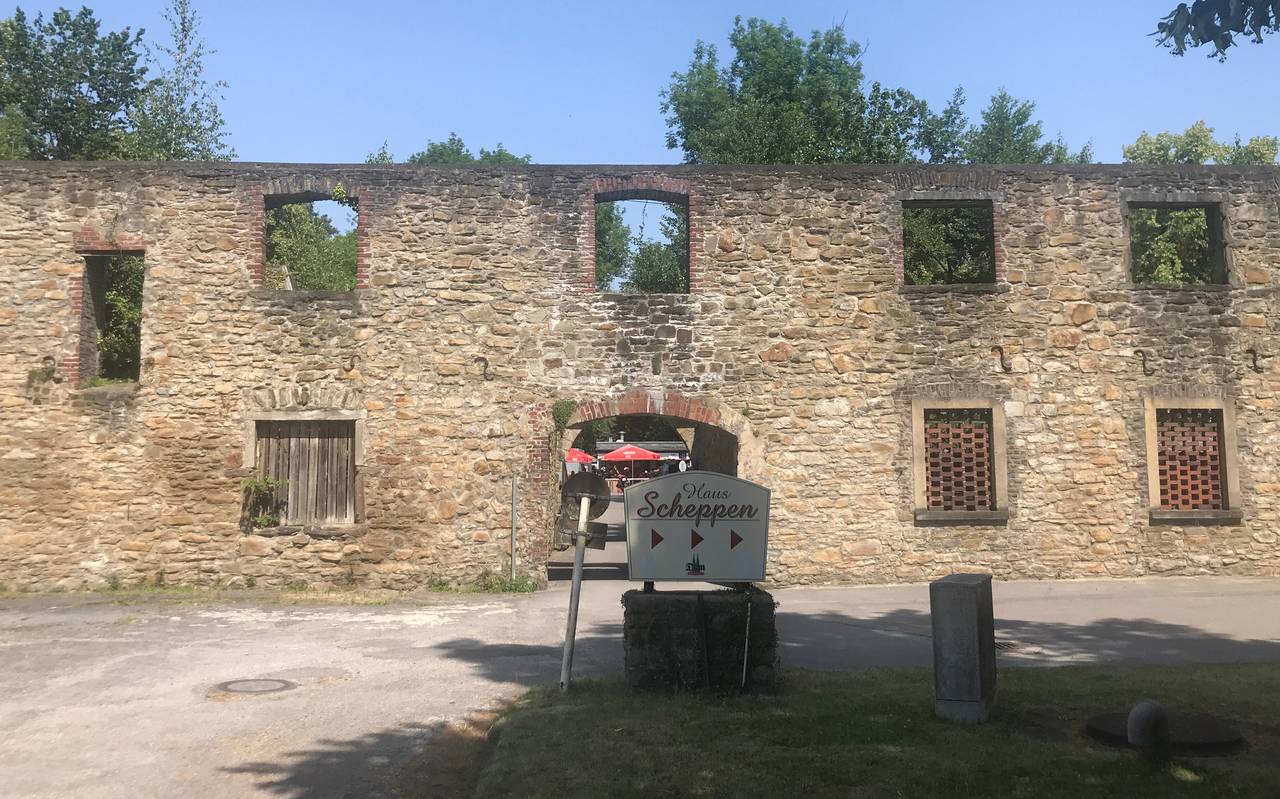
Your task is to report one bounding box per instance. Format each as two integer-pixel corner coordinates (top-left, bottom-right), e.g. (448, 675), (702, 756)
(558, 471), (609, 693)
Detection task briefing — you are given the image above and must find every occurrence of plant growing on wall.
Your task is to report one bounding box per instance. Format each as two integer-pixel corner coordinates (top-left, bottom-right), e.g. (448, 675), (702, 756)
(242, 475), (284, 529)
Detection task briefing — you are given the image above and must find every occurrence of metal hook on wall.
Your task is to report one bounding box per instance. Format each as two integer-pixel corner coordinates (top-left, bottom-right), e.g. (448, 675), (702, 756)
(345, 354), (359, 372)
(990, 345), (1012, 373)
(1138, 350), (1156, 376)
(1245, 348), (1265, 374)
(475, 356), (493, 381)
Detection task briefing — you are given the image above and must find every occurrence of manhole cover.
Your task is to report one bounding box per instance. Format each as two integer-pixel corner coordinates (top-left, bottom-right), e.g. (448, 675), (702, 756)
(1085, 712), (1245, 755)
(216, 679), (297, 694)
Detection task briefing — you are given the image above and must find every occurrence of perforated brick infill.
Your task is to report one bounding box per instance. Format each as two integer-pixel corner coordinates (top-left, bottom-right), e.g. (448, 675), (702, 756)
(1157, 409), (1225, 510)
(924, 411), (994, 511)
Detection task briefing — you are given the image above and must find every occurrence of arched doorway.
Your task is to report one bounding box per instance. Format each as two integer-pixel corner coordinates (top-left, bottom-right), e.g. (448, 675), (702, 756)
(547, 390), (756, 580)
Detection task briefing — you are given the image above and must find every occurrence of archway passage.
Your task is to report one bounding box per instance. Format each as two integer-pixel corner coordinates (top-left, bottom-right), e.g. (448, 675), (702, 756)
(547, 394), (746, 581)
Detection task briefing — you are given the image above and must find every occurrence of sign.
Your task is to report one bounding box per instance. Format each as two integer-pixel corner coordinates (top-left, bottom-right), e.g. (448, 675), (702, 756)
(624, 471), (770, 582)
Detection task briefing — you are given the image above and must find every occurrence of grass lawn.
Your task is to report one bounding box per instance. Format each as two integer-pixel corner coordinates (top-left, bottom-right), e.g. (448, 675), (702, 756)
(468, 665), (1280, 798)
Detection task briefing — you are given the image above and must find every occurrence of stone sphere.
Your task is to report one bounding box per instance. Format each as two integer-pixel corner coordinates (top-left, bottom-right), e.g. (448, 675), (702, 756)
(1127, 700), (1171, 761)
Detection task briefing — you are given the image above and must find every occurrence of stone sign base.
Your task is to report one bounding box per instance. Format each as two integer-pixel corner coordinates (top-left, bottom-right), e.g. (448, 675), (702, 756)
(622, 588), (777, 693)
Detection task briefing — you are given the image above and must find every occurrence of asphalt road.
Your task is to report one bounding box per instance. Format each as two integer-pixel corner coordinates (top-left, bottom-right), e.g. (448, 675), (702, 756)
(1, 576), (1278, 798)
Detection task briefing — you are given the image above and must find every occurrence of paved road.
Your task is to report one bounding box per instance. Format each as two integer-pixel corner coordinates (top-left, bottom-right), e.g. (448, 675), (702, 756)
(1, 577), (1278, 797)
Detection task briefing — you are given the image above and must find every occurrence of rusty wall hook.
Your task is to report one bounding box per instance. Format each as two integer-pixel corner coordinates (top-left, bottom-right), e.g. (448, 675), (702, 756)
(1245, 348), (1265, 374)
(1138, 350), (1156, 376)
(990, 345), (1012, 373)
(475, 356), (492, 380)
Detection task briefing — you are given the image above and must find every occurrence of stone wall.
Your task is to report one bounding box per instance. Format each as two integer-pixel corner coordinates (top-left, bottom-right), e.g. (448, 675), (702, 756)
(0, 162), (1276, 590)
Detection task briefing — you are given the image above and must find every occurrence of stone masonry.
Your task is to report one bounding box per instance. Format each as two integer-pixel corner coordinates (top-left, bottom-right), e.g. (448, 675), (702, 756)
(0, 162), (1277, 590)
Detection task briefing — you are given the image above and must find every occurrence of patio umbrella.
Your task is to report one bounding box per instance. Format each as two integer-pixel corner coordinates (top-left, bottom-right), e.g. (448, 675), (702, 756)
(565, 448), (595, 464)
(599, 443), (661, 479)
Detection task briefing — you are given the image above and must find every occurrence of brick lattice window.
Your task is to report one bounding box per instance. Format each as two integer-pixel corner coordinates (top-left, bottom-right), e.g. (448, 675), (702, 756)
(924, 408), (995, 511)
(1156, 409), (1226, 510)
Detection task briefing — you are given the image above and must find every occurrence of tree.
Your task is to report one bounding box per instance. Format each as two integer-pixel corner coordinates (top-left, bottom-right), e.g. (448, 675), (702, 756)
(127, 0), (233, 160)
(961, 90), (1092, 164)
(406, 132), (530, 165)
(661, 17), (964, 164)
(0, 7), (148, 159)
(1123, 120), (1278, 165)
(365, 142), (394, 164)
(1155, 1), (1279, 58)
(1122, 121), (1276, 283)
(594, 201), (631, 290)
(264, 204), (357, 291)
(624, 206), (689, 293)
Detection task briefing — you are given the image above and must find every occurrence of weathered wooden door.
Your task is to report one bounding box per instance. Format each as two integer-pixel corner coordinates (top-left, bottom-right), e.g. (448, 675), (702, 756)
(256, 420), (356, 525)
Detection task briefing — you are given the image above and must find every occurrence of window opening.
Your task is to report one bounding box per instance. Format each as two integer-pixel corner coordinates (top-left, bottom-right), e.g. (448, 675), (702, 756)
(903, 202), (996, 285)
(1156, 408), (1226, 510)
(923, 408), (995, 511)
(595, 198), (689, 293)
(81, 254), (144, 383)
(255, 420), (357, 525)
(264, 193), (358, 291)
(1128, 204), (1223, 284)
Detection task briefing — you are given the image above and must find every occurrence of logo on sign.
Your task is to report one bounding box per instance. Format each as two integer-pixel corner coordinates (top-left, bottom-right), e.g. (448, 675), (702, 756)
(685, 553), (705, 577)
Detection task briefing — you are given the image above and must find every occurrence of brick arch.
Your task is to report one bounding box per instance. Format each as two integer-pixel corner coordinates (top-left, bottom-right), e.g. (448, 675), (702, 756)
(579, 175), (702, 292)
(249, 175), (373, 289)
(565, 389), (749, 442)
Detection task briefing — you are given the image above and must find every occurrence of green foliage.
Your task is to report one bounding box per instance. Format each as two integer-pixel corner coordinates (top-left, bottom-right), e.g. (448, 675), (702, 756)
(1123, 120), (1278, 165)
(264, 203), (357, 291)
(242, 475), (284, 529)
(903, 206), (995, 285)
(594, 202), (631, 290)
(406, 132), (531, 165)
(125, 0), (233, 160)
(552, 399), (578, 431)
(661, 17), (963, 165)
(1122, 121), (1272, 284)
(365, 141), (394, 164)
(1155, 0), (1279, 58)
(623, 205), (689, 293)
(0, 7), (148, 159)
(961, 90), (1092, 164)
(98, 256), (144, 379)
(1129, 207), (1214, 284)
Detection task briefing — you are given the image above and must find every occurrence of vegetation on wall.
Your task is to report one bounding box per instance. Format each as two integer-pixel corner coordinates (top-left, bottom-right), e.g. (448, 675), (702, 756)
(98, 256), (145, 380)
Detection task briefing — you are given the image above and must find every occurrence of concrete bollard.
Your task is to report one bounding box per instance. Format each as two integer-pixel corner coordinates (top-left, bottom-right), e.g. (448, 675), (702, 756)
(930, 573), (996, 723)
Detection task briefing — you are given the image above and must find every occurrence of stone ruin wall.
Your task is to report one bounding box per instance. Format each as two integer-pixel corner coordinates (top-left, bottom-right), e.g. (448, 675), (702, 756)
(0, 162), (1277, 590)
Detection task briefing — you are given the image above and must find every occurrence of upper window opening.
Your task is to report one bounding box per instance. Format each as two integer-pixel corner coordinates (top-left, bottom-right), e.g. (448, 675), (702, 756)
(81, 254), (144, 384)
(1128, 204), (1224, 284)
(264, 192), (358, 291)
(903, 201), (996, 285)
(595, 195), (689, 293)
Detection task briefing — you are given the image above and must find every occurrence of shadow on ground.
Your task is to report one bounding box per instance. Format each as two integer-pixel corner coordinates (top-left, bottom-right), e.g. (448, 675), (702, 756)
(224, 707), (505, 799)
(224, 609), (1280, 797)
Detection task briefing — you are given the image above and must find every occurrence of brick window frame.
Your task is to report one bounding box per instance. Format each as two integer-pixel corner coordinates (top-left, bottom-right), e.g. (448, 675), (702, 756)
(63, 228), (148, 383)
(578, 176), (700, 293)
(1142, 393), (1242, 525)
(1122, 191), (1229, 286)
(896, 190), (1005, 289)
(911, 397), (1009, 526)
(249, 178), (370, 290)
(243, 409), (367, 527)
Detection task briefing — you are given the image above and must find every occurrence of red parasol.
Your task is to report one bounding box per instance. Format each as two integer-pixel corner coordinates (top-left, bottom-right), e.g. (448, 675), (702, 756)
(599, 444), (661, 462)
(600, 444), (662, 480)
(564, 448), (595, 464)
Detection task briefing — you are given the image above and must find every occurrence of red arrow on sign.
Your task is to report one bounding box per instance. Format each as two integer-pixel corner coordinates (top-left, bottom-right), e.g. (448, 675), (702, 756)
(691, 529), (703, 549)
(730, 530), (743, 550)
(651, 529), (663, 548)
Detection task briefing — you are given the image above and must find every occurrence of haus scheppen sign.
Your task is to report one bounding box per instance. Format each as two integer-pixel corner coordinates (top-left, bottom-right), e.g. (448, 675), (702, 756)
(624, 471), (771, 582)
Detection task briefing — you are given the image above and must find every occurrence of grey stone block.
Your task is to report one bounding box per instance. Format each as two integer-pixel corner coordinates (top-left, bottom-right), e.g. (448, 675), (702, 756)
(930, 573), (996, 723)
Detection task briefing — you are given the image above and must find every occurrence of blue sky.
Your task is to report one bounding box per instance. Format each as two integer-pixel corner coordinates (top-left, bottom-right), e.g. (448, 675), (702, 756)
(17, 0), (1279, 165)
